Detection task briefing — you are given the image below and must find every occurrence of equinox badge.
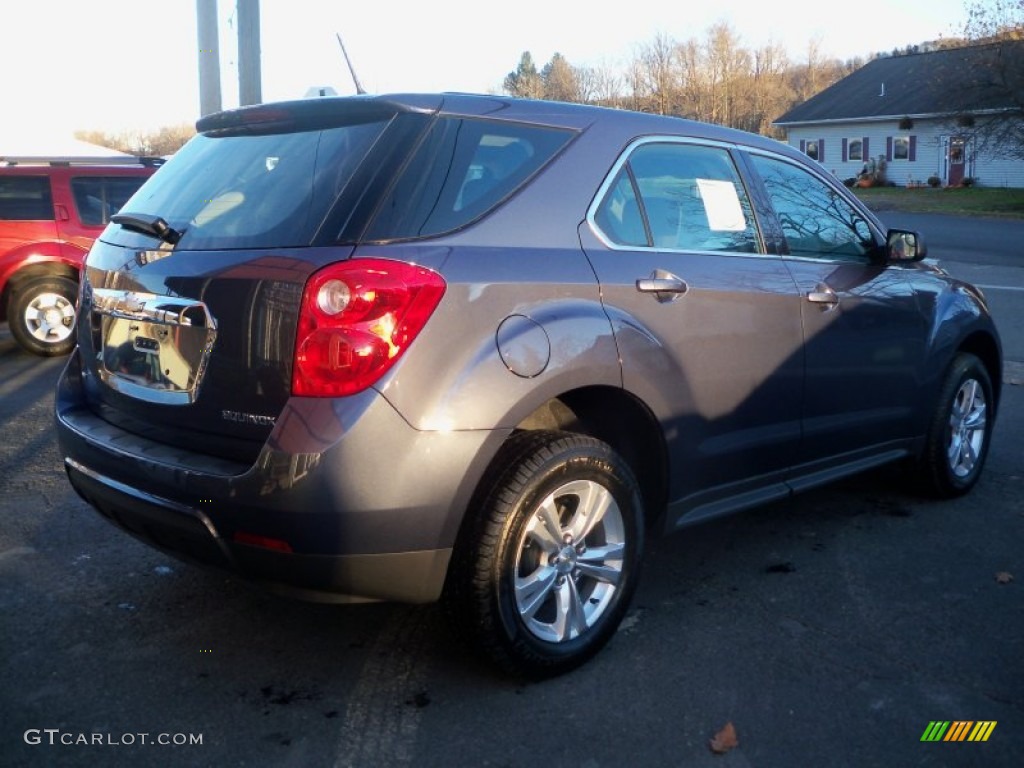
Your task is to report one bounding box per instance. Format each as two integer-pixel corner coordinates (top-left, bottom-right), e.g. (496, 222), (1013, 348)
(222, 410), (276, 426)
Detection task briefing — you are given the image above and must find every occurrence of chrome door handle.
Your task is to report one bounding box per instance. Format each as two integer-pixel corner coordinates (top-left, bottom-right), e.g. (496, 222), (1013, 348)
(636, 270), (688, 303)
(807, 285), (839, 311)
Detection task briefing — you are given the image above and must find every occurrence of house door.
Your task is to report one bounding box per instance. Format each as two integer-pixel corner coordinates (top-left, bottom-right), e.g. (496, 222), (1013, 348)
(948, 137), (967, 186)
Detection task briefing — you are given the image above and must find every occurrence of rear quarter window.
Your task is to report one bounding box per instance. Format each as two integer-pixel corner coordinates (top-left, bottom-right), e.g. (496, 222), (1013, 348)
(362, 117), (574, 241)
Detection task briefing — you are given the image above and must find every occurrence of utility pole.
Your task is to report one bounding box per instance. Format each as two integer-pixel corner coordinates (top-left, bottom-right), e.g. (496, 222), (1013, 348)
(237, 0), (262, 106)
(196, 0), (222, 116)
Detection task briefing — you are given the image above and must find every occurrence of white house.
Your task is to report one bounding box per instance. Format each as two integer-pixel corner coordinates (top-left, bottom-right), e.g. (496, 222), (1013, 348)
(774, 42), (1024, 188)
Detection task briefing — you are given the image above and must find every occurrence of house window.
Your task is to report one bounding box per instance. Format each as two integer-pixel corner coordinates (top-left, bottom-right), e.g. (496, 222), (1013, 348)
(893, 137), (909, 160)
(848, 139), (863, 161)
(805, 140), (819, 161)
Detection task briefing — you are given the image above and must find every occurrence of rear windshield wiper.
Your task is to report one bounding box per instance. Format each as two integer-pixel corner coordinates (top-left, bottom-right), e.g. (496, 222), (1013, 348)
(111, 213), (183, 245)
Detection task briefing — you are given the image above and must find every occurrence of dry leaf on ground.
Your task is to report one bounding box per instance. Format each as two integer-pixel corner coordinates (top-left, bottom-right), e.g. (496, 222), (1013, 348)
(709, 721), (739, 754)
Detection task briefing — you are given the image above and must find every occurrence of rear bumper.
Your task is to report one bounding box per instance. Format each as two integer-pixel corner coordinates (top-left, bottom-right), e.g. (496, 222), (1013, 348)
(56, 350), (508, 603)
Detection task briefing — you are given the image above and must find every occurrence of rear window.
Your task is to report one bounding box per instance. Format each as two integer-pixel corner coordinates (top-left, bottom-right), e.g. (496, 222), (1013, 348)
(0, 176), (53, 221)
(119, 118), (391, 250)
(71, 176), (149, 226)
(362, 117), (573, 241)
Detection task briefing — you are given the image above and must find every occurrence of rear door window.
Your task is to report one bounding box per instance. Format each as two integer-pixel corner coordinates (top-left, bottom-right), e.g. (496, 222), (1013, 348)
(363, 117), (574, 241)
(593, 141), (761, 254)
(71, 176), (150, 226)
(0, 176), (53, 221)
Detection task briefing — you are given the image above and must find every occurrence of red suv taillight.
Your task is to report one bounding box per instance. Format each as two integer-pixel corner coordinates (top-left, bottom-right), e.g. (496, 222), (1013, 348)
(292, 259), (446, 397)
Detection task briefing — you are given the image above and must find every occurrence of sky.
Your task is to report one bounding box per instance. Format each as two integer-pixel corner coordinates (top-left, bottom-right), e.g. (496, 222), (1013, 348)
(2, 0), (972, 146)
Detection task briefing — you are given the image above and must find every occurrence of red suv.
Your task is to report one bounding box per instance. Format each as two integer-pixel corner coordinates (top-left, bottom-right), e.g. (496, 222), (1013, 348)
(0, 156), (161, 355)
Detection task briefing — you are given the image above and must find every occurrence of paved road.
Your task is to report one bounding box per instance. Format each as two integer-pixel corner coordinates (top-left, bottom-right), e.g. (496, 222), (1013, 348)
(1, 216), (1022, 767)
(878, 211), (1024, 270)
(879, 211), (1024, 364)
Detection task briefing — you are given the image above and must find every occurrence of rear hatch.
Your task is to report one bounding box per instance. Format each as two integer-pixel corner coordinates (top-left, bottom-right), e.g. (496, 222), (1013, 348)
(76, 98), (434, 463)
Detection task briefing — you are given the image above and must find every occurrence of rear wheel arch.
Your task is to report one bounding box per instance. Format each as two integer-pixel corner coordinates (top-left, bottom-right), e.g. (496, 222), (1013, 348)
(4, 260), (79, 298)
(513, 386), (668, 528)
(2, 259), (79, 317)
(446, 386), (668, 592)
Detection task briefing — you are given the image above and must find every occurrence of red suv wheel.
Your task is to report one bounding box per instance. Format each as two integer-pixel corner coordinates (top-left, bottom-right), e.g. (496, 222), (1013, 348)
(7, 276), (78, 356)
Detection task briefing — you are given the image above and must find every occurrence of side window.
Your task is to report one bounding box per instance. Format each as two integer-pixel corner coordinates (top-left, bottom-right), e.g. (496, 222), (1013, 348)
(750, 154), (876, 262)
(593, 167), (647, 247)
(364, 117), (573, 241)
(0, 176), (53, 221)
(594, 142), (760, 253)
(71, 176), (149, 226)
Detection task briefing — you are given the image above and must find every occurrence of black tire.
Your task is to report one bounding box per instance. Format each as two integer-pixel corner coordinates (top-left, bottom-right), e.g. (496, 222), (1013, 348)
(7, 276), (78, 356)
(916, 352), (994, 497)
(445, 430), (644, 679)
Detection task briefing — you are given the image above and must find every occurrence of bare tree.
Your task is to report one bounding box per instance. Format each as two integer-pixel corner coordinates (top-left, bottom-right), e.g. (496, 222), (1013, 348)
(965, 0), (1024, 39)
(792, 37), (827, 102)
(74, 124), (195, 156)
(950, 0), (1024, 157)
(704, 22), (751, 127)
(574, 61), (625, 106)
(748, 42), (793, 136)
(496, 26), (866, 136)
(624, 58), (648, 113)
(675, 37), (709, 120)
(633, 32), (680, 115)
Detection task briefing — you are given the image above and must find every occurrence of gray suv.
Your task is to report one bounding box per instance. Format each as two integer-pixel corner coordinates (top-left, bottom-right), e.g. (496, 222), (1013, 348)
(56, 94), (1001, 677)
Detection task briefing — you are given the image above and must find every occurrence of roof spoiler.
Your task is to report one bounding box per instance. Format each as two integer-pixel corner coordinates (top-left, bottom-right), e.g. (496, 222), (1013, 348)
(0, 156), (166, 167)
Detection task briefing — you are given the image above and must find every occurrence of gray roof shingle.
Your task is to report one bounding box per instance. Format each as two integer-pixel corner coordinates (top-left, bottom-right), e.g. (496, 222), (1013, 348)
(775, 41), (1024, 125)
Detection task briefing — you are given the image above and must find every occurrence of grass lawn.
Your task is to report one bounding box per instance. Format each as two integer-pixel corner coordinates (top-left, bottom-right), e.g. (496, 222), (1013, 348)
(852, 186), (1024, 218)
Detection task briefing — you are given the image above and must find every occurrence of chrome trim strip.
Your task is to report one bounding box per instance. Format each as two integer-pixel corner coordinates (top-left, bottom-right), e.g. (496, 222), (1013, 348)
(92, 288), (218, 405)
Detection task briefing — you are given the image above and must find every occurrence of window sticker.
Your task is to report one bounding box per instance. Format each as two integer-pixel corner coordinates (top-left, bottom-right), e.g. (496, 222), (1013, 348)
(696, 178), (746, 232)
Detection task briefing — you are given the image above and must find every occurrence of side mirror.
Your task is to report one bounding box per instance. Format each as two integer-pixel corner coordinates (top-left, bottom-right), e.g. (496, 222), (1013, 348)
(887, 229), (927, 262)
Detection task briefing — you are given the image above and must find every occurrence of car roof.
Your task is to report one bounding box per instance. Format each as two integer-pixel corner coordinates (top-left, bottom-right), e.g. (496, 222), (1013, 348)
(196, 92), (799, 160)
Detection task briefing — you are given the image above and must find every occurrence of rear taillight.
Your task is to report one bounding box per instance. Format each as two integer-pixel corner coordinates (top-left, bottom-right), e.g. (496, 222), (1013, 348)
(292, 259), (446, 397)
(233, 531), (293, 553)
